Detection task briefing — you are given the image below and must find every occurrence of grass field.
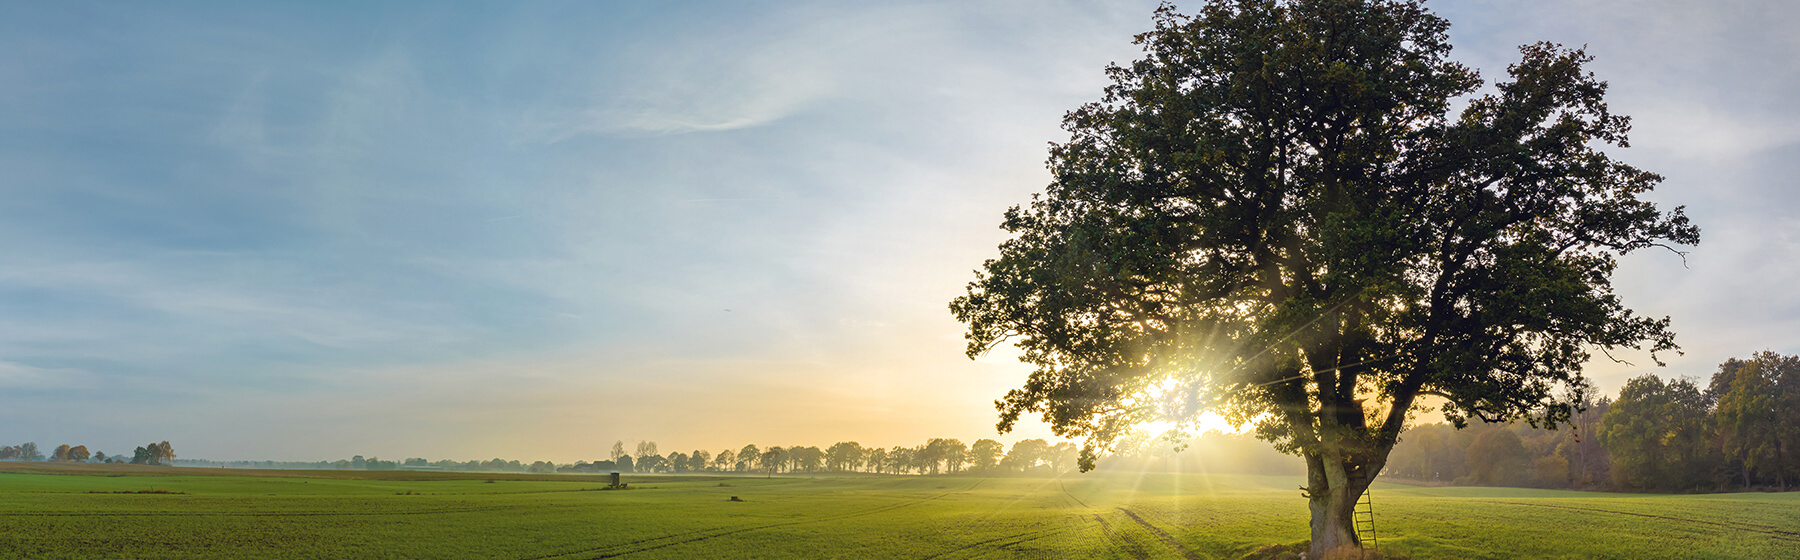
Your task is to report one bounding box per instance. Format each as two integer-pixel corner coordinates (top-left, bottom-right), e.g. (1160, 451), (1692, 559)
(2, 463), (1795, 559)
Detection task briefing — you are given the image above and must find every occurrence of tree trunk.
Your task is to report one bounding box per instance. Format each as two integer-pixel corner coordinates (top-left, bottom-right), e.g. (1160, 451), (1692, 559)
(1743, 449), (1753, 490)
(1776, 438), (1788, 492)
(1305, 454), (1371, 558)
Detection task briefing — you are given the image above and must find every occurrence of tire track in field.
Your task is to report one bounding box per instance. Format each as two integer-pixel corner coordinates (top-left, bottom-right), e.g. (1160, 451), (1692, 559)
(916, 528), (1065, 559)
(1474, 500), (1800, 542)
(1059, 479), (1089, 509)
(1092, 513), (1148, 560)
(1116, 507), (1202, 560)
(525, 480), (985, 560)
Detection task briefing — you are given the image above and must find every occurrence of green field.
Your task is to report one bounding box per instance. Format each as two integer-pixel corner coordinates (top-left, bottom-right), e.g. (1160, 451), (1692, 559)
(2, 464), (1795, 559)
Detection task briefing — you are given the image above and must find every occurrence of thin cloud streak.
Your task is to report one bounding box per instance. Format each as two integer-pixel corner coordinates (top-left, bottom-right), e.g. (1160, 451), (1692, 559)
(1, 1), (1796, 462)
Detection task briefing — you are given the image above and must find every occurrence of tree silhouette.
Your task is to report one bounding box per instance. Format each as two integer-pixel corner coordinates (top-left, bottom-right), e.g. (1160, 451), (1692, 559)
(867, 447), (890, 474)
(758, 446), (786, 475)
(738, 444), (760, 472)
(970, 439), (1003, 473)
(951, 1), (1695, 553)
(827, 442), (866, 472)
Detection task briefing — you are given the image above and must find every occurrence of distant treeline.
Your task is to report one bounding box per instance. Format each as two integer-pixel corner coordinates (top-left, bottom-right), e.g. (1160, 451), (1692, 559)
(162, 433), (1307, 478)
(13, 353), (1791, 494)
(166, 439), (1089, 477)
(2, 441), (174, 465)
(563, 439), (1085, 476)
(1387, 352), (1799, 493)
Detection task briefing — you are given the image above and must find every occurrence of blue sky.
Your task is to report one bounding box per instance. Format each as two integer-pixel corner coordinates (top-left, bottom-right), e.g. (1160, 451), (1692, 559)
(3, 0), (1797, 462)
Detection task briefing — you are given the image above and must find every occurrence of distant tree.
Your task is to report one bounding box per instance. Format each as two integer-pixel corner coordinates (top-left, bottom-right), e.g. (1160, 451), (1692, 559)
(886, 446), (913, 474)
(93, 451), (108, 463)
(638, 454), (668, 473)
(611, 441), (627, 463)
(1602, 375), (1716, 490)
(791, 446), (823, 473)
(1387, 426), (1439, 481)
(970, 439), (1003, 473)
(667, 452), (689, 473)
(68, 445), (90, 463)
(351, 455), (367, 470)
(759, 447), (786, 475)
(917, 439), (959, 474)
(1464, 429), (1531, 486)
(714, 449), (737, 472)
(0, 446), (17, 461)
(739, 445), (760, 472)
(690, 450), (711, 472)
(942, 439), (969, 473)
(1532, 453), (1570, 488)
(1777, 355), (1800, 490)
(528, 461), (556, 474)
(867, 447), (890, 474)
(1048, 442), (1079, 473)
(617, 455), (635, 473)
(826, 442), (865, 472)
(20, 442), (42, 462)
(1715, 353), (1796, 489)
(52, 444), (72, 462)
(919, 439), (946, 474)
(1003, 439), (1049, 474)
(636, 441), (659, 460)
(149, 441), (174, 465)
(1561, 389), (1612, 488)
(404, 457), (427, 467)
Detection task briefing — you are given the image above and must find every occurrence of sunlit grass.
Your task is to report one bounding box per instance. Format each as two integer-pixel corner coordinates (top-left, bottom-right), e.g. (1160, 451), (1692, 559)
(2, 464), (1794, 559)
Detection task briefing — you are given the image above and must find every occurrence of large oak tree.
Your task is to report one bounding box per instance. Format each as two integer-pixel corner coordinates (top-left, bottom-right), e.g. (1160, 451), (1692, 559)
(951, 0), (1696, 554)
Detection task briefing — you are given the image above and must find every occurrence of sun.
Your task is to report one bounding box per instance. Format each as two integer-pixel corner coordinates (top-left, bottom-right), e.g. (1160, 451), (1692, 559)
(1136, 412), (1243, 437)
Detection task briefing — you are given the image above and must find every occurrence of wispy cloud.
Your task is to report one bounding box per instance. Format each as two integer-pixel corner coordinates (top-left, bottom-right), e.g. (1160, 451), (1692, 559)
(0, 361), (94, 390)
(3, 0), (1793, 461)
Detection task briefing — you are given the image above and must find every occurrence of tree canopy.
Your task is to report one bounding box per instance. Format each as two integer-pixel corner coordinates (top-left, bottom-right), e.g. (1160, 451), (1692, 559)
(951, 0), (1695, 553)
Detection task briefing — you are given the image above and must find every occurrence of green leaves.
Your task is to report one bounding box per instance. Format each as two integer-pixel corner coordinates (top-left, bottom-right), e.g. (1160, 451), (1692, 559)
(953, 0), (1694, 477)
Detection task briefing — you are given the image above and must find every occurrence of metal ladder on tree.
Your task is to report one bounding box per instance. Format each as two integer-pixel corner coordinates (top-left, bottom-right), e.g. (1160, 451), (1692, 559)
(1352, 473), (1379, 555)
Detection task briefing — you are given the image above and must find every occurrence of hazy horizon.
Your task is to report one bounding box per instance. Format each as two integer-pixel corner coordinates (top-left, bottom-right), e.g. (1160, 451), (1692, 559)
(4, 1), (1799, 463)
